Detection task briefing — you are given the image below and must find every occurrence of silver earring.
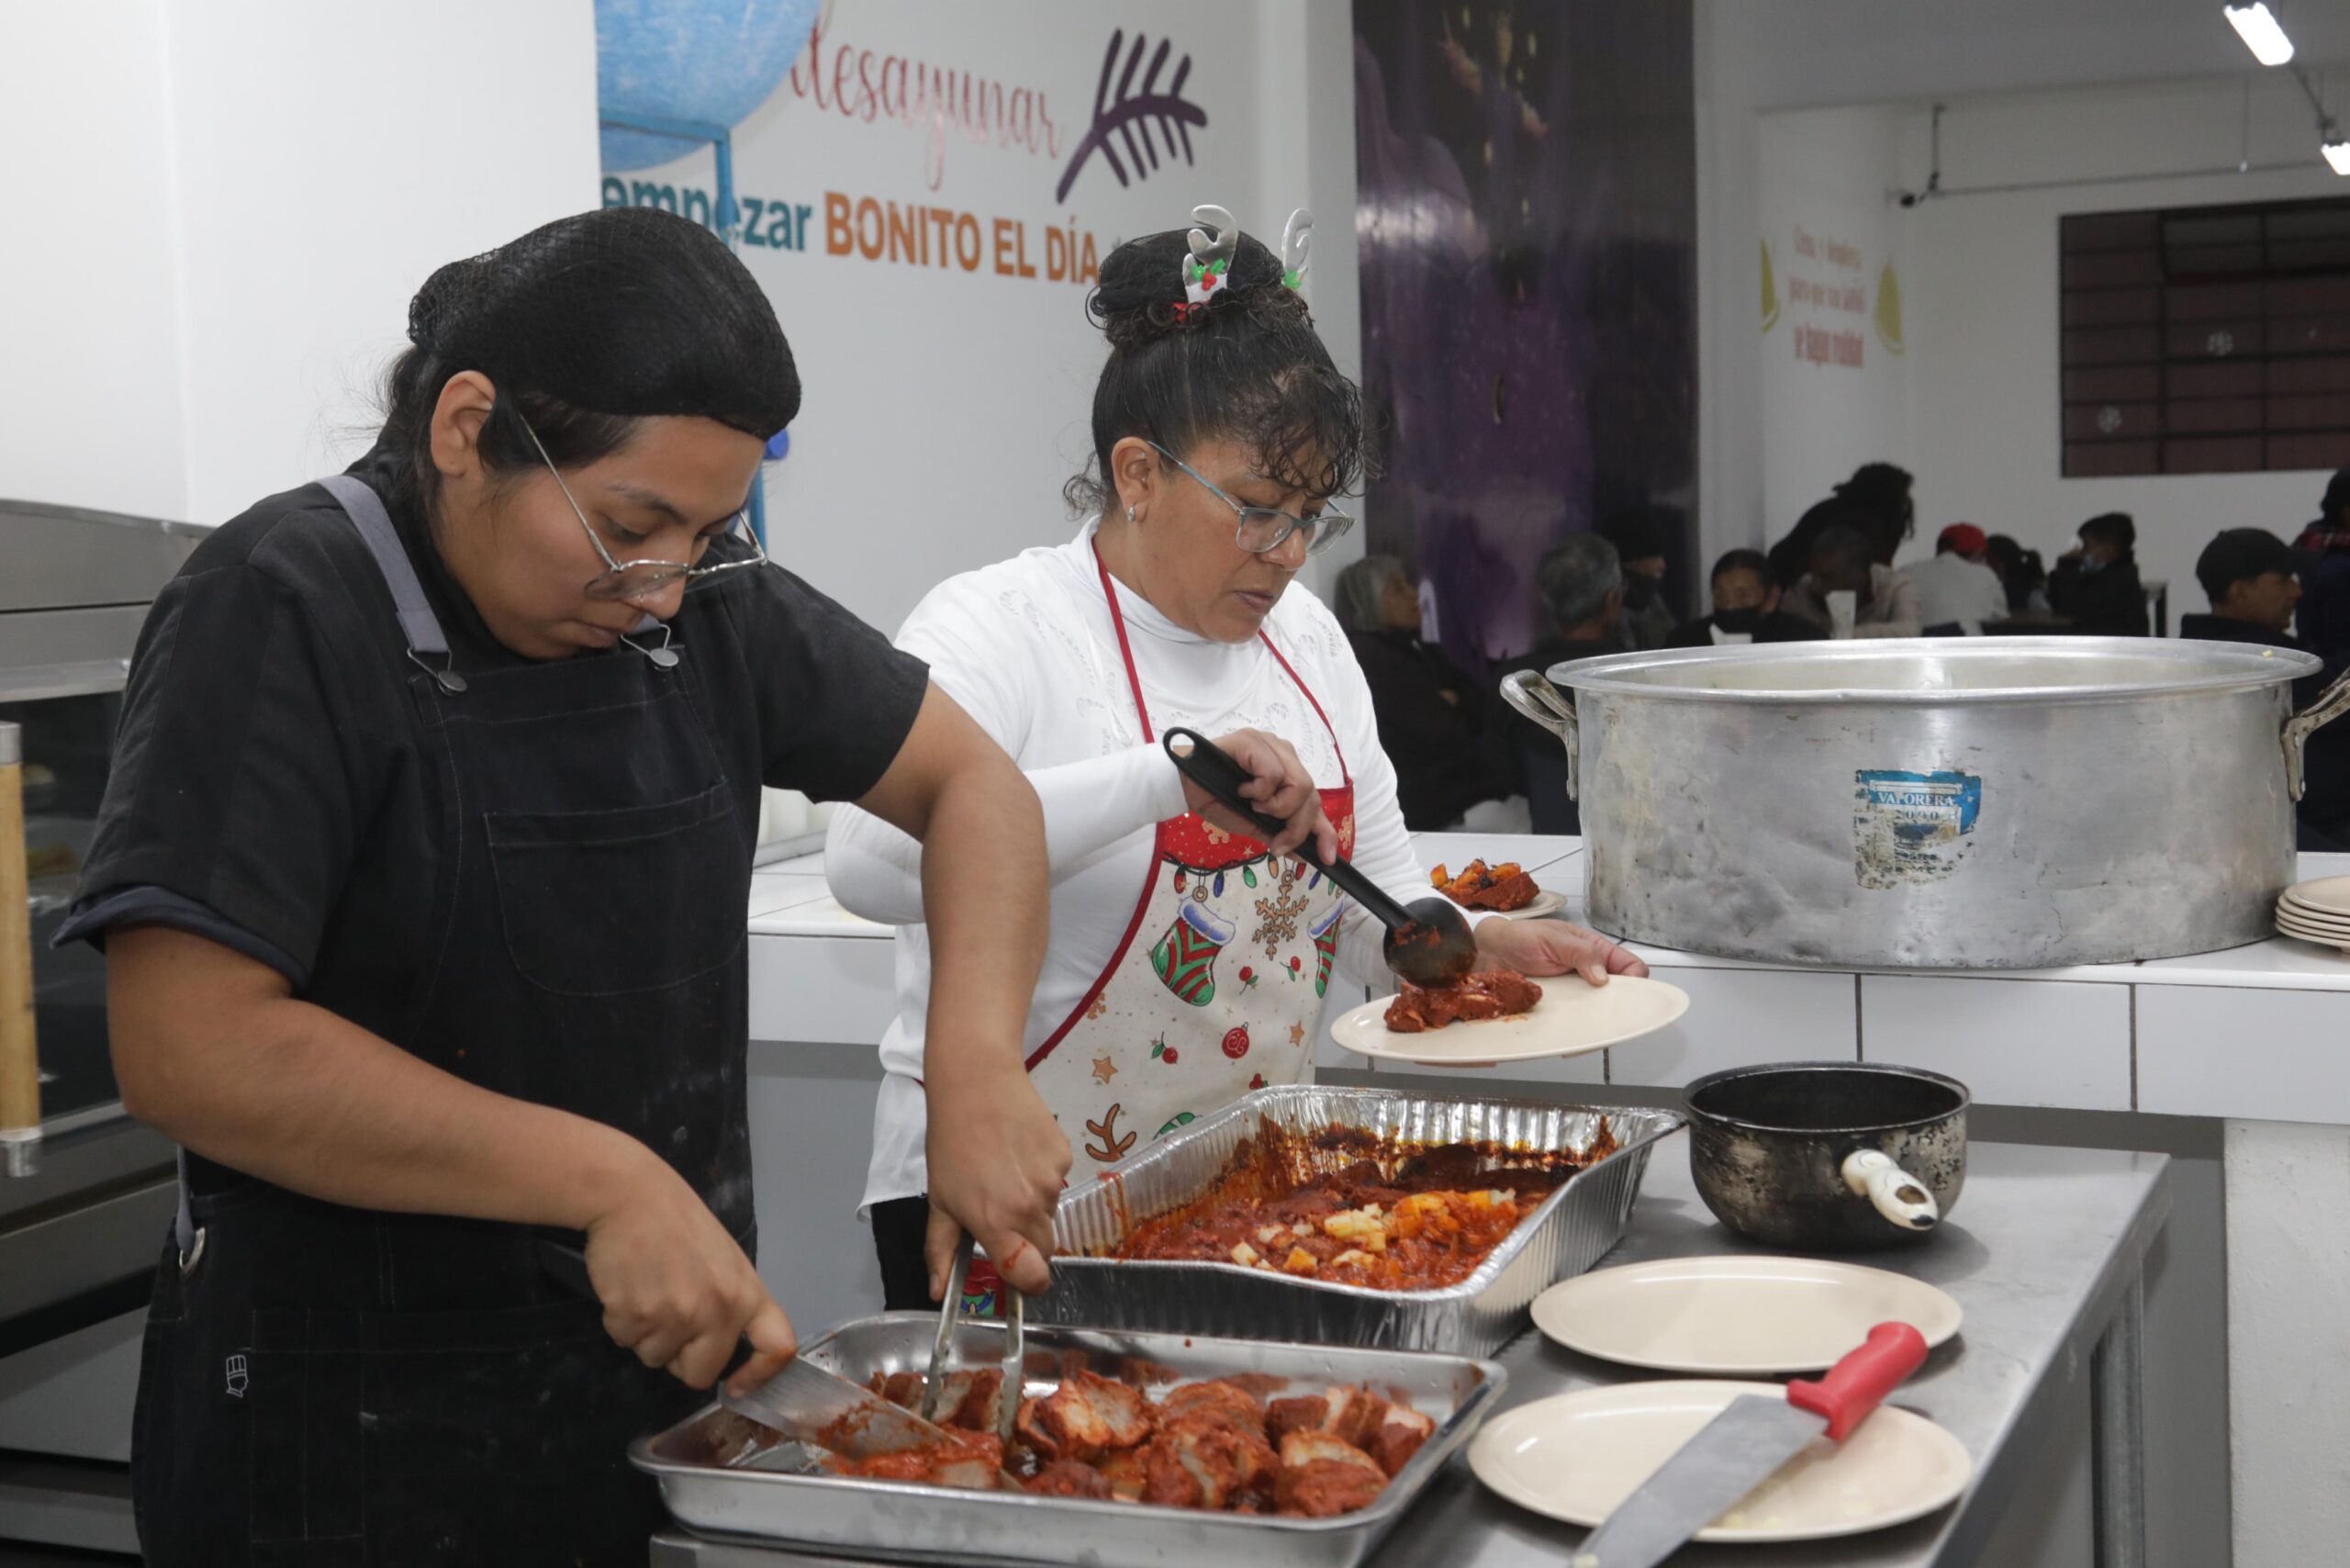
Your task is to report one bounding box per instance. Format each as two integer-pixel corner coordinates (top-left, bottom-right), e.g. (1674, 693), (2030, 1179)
(1125, 504), (1136, 523)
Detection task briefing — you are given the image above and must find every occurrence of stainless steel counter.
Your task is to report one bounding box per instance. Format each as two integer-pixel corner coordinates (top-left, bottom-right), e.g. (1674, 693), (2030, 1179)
(649, 1137), (2172, 1568)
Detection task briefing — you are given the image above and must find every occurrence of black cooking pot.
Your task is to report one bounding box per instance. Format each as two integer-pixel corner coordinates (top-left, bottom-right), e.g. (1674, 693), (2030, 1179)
(1683, 1062), (1970, 1251)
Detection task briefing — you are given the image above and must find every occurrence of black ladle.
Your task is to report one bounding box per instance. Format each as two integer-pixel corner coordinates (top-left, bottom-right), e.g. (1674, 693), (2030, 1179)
(1162, 727), (1478, 988)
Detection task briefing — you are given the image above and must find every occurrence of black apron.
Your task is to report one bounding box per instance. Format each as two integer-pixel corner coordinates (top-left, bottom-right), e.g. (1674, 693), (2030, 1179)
(130, 476), (754, 1566)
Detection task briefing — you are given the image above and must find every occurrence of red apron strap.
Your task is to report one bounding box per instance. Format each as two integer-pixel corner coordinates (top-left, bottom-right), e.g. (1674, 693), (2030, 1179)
(1259, 632), (1352, 787)
(1091, 537), (1157, 743)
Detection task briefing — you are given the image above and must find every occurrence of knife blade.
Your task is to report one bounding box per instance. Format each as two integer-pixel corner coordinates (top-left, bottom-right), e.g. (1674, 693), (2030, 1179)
(1573, 1322), (1930, 1568)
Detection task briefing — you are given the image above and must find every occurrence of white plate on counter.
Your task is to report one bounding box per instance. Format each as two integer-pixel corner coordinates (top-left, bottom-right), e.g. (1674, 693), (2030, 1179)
(1468, 1381), (1973, 1542)
(1328, 974), (1688, 1066)
(2285, 875), (2350, 920)
(1447, 888), (1567, 922)
(1529, 1257), (1964, 1375)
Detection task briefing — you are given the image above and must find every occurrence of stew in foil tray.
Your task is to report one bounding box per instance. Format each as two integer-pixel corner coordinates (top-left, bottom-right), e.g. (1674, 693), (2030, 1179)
(1109, 1119), (1619, 1290)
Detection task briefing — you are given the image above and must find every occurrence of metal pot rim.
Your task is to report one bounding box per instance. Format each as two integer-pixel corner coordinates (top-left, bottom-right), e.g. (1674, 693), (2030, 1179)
(1548, 635), (2319, 706)
(1683, 1060), (1972, 1137)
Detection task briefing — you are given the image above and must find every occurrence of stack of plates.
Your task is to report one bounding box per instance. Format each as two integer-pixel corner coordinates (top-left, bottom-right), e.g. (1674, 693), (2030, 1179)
(2275, 875), (2350, 955)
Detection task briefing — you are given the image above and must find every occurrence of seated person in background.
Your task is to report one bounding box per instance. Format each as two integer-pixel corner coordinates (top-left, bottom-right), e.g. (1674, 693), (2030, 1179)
(1898, 523), (2010, 634)
(1666, 549), (1821, 646)
(2182, 528), (2350, 848)
(2047, 511), (2149, 635)
(1598, 506), (1678, 651)
(1769, 463), (1914, 586)
(1784, 524), (1925, 638)
(1494, 534), (1623, 834)
(2292, 467), (2350, 658)
(1986, 533), (2050, 614)
(1334, 555), (1517, 831)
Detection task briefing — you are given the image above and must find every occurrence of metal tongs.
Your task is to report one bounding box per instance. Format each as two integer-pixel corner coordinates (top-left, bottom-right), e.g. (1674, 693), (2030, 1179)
(923, 1233), (1025, 1449)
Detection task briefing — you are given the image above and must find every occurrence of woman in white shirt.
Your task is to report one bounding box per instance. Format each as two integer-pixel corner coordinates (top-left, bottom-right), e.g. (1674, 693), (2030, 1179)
(828, 210), (1643, 1310)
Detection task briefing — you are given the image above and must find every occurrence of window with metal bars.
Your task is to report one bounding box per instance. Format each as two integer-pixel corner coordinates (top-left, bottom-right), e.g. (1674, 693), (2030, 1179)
(2060, 196), (2350, 478)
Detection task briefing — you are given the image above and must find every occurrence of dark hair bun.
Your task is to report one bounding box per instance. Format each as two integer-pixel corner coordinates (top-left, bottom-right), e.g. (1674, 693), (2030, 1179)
(1087, 227), (1303, 353)
(408, 206), (798, 437)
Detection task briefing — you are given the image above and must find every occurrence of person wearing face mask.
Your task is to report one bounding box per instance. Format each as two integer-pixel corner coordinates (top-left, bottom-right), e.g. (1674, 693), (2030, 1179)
(2048, 512), (2150, 636)
(1598, 506), (1679, 651)
(824, 209), (1645, 1314)
(1784, 523), (1925, 638)
(1333, 555), (1517, 830)
(1666, 549), (1822, 646)
(1898, 523), (2010, 635)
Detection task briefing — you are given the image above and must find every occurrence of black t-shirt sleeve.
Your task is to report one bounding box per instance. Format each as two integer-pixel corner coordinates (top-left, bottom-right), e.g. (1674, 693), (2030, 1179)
(724, 564), (929, 802)
(62, 559), (364, 986)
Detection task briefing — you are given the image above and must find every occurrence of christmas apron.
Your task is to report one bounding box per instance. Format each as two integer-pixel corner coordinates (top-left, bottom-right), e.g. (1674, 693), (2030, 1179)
(957, 547), (1358, 1314)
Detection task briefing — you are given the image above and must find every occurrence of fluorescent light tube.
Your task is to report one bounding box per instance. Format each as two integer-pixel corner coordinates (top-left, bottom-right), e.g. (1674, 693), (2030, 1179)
(2224, 4), (2295, 67)
(2325, 139), (2350, 176)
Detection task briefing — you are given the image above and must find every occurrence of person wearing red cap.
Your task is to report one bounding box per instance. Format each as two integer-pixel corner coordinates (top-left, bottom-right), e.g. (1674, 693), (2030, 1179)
(1898, 522), (2009, 634)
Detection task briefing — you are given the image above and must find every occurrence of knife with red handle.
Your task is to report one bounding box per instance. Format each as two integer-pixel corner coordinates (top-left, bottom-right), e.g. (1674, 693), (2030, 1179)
(1573, 1322), (1931, 1568)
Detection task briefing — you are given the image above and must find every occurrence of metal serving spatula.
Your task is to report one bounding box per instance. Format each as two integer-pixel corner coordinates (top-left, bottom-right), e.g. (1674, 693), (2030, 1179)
(1572, 1322), (1930, 1568)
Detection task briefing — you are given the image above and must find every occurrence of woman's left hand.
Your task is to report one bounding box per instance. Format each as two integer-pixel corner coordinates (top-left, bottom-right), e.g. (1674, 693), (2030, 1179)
(1472, 917), (1648, 987)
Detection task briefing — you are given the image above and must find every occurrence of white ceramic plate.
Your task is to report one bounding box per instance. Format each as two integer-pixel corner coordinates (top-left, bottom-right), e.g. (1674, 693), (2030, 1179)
(1529, 1257), (1964, 1375)
(1468, 1381), (1974, 1542)
(2274, 917), (2350, 955)
(2277, 909), (2350, 938)
(1328, 975), (1689, 1066)
(2286, 875), (2350, 919)
(1468, 887), (1567, 921)
(2277, 898), (2350, 933)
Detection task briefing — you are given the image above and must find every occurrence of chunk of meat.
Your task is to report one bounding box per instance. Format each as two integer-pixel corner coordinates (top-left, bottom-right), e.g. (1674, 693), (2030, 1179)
(1014, 1394), (1059, 1463)
(1264, 1385), (1387, 1447)
(1384, 970), (1542, 1034)
(868, 1370), (925, 1407)
(938, 1370), (1004, 1432)
(1161, 1379), (1266, 1429)
(1432, 858), (1539, 911)
(1095, 1445), (1150, 1503)
(1031, 1370), (1155, 1462)
(1275, 1430), (1388, 1518)
(1026, 1458), (1116, 1500)
(1368, 1404), (1436, 1477)
(1140, 1411), (1279, 1510)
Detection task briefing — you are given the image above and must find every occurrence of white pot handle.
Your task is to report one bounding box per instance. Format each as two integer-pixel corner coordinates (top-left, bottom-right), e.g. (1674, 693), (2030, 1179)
(1841, 1149), (1941, 1231)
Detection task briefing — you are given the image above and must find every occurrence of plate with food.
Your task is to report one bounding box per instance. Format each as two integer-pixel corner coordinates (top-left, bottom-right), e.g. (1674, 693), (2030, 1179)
(1328, 969), (1689, 1066)
(1428, 859), (1564, 920)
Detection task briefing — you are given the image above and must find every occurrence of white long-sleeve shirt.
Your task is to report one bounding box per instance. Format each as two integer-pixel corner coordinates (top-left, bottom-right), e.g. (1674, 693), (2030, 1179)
(829, 519), (1438, 1210)
(1897, 553), (2009, 635)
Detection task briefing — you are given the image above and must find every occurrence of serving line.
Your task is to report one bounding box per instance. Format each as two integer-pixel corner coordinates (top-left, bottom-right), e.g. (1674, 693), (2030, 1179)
(648, 1141), (2170, 1568)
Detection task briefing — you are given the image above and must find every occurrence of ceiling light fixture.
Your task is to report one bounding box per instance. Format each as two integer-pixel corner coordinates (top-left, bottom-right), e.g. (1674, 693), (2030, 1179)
(2326, 136), (2350, 176)
(2224, 3), (2296, 67)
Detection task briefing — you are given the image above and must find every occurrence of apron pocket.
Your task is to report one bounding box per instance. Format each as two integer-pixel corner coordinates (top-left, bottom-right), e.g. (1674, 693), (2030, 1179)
(487, 783), (745, 997)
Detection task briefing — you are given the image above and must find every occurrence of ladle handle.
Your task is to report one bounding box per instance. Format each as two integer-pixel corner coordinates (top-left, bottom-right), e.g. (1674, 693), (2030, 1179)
(1161, 728), (1416, 932)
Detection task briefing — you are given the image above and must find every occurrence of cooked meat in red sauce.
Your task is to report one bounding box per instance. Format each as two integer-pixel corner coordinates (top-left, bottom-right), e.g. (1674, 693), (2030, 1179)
(1383, 969), (1542, 1033)
(1110, 1119), (1617, 1290)
(1429, 858), (1539, 912)
(847, 1368), (1441, 1518)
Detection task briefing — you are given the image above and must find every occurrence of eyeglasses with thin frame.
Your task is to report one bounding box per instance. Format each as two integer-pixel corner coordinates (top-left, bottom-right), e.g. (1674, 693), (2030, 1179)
(518, 414), (770, 602)
(1145, 441), (1355, 557)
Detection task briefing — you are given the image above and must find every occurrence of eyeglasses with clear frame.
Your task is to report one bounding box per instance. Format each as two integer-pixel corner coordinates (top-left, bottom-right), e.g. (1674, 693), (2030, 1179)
(1145, 441), (1355, 556)
(518, 414), (769, 602)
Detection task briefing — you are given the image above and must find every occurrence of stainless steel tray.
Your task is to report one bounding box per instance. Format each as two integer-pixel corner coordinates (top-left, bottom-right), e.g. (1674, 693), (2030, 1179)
(633, 1313), (1505, 1568)
(1039, 1085), (1684, 1357)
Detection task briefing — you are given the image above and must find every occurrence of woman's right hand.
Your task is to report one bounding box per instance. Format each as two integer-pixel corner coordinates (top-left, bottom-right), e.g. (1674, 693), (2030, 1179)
(582, 1148), (798, 1397)
(1181, 728), (1338, 860)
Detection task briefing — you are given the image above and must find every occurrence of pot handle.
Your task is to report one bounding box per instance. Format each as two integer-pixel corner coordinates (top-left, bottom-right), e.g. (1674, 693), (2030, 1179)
(1498, 670), (1580, 801)
(1841, 1150), (1939, 1231)
(2284, 669), (2350, 802)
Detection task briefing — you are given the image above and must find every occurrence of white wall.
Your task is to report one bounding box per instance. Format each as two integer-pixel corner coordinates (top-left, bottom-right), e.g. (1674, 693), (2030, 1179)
(0, 0), (189, 520)
(604, 0), (1357, 636)
(1691, 0), (1768, 573)
(1899, 76), (2344, 608)
(1756, 106), (1912, 538)
(0, 0), (599, 524)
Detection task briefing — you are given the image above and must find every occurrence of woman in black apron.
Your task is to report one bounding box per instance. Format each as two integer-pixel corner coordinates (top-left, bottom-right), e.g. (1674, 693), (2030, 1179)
(60, 207), (1068, 1565)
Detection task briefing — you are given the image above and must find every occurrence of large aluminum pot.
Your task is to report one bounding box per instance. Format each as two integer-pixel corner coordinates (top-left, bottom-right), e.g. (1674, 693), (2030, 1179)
(1502, 638), (2350, 969)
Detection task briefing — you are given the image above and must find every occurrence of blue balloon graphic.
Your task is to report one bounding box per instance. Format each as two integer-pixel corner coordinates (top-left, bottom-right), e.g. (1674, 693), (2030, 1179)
(596, 0), (819, 173)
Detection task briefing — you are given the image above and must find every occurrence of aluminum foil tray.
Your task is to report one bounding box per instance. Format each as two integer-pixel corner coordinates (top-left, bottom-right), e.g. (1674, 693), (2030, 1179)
(633, 1313), (1505, 1568)
(1039, 1085), (1685, 1357)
